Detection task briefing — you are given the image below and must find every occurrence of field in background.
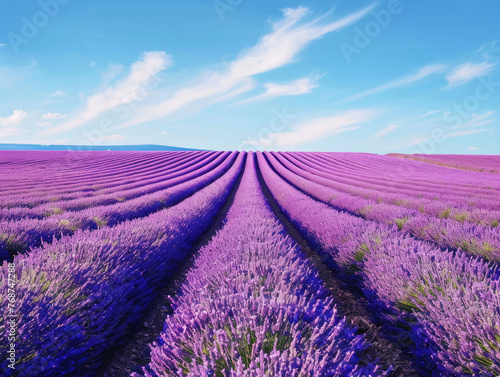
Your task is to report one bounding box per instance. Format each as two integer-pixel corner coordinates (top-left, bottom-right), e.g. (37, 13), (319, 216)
(1, 151), (499, 376)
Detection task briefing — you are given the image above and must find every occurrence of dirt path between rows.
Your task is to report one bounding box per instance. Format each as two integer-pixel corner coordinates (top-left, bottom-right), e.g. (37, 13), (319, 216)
(255, 157), (420, 377)
(96, 155), (246, 377)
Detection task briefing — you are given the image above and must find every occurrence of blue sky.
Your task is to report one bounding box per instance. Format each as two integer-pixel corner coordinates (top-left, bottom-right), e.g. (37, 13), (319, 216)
(0, 0), (499, 153)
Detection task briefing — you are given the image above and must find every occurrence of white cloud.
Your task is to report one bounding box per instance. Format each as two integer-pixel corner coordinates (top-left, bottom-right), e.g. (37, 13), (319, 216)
(0, 43), (7, 47)
(159, 131), (167, 134)
(410, 108), (445, 121)
(119, 5), (374, 129)
(0, 110), (28, 127)
(373, 124), (399, 139)
(445, 128), (492, 138)
(467, 146), (480, 151)
(87, 134), (125, 142)
(46, 90), (68, 98)
(344, 64), (448, 102)
(445, 61), (496, 89)
(89, 61), (97, 67)
(245, 108), (381, 147)
(233, 75), (321, 106)
(37, 122), (52, 127)
(40, 51), (173, 135)
(0, 127), (21, 137)
(42, 112), (67, 120)
(461, 111), (495, 128)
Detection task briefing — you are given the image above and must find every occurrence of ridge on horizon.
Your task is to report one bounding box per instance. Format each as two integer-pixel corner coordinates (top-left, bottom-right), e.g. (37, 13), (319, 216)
(0, 143), (203, 151)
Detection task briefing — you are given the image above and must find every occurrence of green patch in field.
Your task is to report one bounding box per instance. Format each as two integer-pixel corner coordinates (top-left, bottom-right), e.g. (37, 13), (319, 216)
(396, 299), (422, 313)
(454, 212), (470, 222)
(439, 208), (451, 219)
(359, 205), (373, 218)
(457, 240), (496, 259)
(394, 218), (408, 231)
(93, 216), (108, 228)
(473, 354), (493, 369)
(354, 243), (370, 262)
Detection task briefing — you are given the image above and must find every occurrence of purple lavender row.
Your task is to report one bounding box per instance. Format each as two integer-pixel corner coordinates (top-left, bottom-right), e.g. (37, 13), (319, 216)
(286, 151), (500, 220)
(135, 153), (384, 377)
(266, 153), (500, 263)
(0, 151), (158, 188)
(0, 151), (200, 206)
(285, 152), (500, 217)
(257, 152), (500, 376)
(320, 152), (500, 206)
(318, 152), (500, 191)
(0, 153), (245, 376)
(0, 152), (238, 261)
(0, 152), (227, 221)
(388, 153), (500, 173)
(0, 151), (184, 193)
(312, 152), (500, 206)
(0, 151), (213, 209)
(299, 152), (500, 219)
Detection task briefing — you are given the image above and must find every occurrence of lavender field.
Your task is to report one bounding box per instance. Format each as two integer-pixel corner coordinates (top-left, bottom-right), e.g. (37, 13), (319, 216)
(1, 151), (500, 377)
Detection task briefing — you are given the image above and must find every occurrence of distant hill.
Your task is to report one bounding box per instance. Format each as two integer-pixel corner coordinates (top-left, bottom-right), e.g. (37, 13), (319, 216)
(0, 143), (201, 151)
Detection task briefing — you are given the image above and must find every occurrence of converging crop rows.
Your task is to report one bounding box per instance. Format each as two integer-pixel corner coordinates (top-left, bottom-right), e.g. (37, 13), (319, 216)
(0, 151), (499, 376)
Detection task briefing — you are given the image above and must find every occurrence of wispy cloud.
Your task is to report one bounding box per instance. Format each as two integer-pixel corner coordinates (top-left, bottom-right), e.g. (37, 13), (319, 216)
(233, 75), (321, 106)
(86, 134), (125, 142)
(372, 124), (399, 139)
(410, 108), (445, 121)
(445, 128), (492, 138)
(344, 64), (447, 102)
(245, 108), (381, 146)
(460, 110), (496, 128)
(445, 61), (496, 89)
(37, 122), (52, 127)
(0, 110), (28, 127)
(467, 146), (480, 151)
(0, 127), (25, 138)
(46, 90), (68, 98)
(0, 43), (7, 47)
(42, 112), (67, 120)
(40, 51), (173, 135)
(118, 5), (374, 129)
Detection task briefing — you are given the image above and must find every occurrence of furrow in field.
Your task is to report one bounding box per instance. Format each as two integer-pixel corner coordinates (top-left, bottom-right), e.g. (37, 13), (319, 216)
(96, 152), (247, 377)
(257, 151), (500, 376)
(0, 152), (225, 220)
(0, 152), (245, 377)
(298, 152), (500, 202)
(0, 151), (212, 207)
(387, 153), (500, 173)
(283, 152), (500, 214)
(254, 155), (418, 376)
(264, 152), (500, 265)
(0, 151), (183, 192)
(135, 152), (383, 377)
(0, 152), (238, 261)
(0, 151), (196, 202)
